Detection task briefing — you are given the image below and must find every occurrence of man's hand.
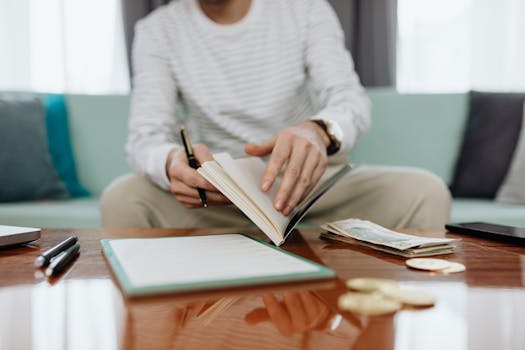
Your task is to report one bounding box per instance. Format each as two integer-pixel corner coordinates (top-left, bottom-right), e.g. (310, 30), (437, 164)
(244, 292), (333, 336)
(166, 144), (230, 208)
(245, 121), (329, 216)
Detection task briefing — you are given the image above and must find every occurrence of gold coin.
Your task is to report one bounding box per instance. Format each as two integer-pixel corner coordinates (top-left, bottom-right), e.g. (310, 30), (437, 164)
(346, 278), (398, 293)
(338, 292), (402, 316)
(440, 262), (466, 274)
(379, 285), (436, 306)
(405, 258), (451, 271)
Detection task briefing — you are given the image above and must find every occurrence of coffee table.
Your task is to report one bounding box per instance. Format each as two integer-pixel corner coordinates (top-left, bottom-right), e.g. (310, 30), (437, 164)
(1, 227), (524, 349)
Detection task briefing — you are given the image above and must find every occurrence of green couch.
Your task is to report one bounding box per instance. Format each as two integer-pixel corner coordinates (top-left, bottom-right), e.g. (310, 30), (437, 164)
(1, 89), (524, 228)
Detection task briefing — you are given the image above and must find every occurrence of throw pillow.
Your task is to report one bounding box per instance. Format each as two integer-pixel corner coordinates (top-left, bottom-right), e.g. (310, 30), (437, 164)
(450, 91), (525, 198)
(43, 94), (89, 197)
(496, 103), (525, 204)
(0, 94), (69, 202)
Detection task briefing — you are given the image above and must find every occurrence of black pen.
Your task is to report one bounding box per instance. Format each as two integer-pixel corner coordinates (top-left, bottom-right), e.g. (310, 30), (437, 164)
(34, 236), (78, 267)
(180, 126), (208, 207)
(45, 243), (80, 277)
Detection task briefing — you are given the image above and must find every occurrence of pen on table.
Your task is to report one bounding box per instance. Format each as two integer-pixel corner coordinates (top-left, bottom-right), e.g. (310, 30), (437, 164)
(34, 236), (78, 267)
(180, 126), (208, 207)
(45, 243), (80, 277)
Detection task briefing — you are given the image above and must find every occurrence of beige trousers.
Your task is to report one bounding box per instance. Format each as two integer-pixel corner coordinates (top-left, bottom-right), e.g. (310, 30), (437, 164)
(101, 165), (451, 230)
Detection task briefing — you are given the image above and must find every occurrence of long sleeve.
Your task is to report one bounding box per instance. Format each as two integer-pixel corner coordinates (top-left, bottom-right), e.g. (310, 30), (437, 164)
(305, 0), (372, 154)
(126, 18), (180, 190)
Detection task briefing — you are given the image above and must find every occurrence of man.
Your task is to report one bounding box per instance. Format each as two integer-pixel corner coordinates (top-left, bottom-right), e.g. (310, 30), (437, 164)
(102, 0), (451, 229)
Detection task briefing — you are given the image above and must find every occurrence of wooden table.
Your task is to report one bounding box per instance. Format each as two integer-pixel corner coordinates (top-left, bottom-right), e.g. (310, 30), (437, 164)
(1, 228), (524, 350)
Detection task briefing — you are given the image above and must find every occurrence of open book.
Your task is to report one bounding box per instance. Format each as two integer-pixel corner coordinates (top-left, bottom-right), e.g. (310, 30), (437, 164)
(198, 153), (351, 246)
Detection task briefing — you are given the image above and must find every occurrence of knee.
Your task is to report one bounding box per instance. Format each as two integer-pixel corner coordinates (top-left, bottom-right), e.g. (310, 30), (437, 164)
(395, 169), (452, 225)
(411, 170), (451, 211)
(100, 174), (155, 227)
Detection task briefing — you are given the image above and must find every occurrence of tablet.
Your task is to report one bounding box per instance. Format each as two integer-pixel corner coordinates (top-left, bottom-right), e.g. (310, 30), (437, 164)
(445, 222), (525, 245)
(0, 225), (41, 247)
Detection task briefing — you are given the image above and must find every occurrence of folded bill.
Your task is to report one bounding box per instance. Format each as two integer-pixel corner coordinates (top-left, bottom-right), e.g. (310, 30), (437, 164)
(321, 219), (460, 257)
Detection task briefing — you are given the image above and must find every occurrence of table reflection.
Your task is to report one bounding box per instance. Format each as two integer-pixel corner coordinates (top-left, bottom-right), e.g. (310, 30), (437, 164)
(394, 282), (525, 350)
(124, 286), (370, 350)
(0, 280), (125, 350)
(2, 278), (524, 350)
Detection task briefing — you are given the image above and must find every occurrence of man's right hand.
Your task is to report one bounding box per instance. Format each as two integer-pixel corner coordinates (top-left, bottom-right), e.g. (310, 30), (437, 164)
(166, 145), (230, 208)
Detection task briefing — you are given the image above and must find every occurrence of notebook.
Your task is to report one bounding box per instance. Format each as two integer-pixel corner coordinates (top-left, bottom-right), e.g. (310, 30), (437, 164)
(101, 233), (335, 297)
(198, 153), (351, 246)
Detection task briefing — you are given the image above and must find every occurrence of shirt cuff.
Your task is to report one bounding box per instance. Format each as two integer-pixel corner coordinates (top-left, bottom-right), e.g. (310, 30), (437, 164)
(311, 111), (359, 156)
(146, 143), (179, 191)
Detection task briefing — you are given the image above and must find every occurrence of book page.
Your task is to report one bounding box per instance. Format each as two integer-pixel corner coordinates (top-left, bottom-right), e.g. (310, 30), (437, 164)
(107, 234), (321, 288)
(199, 161), (280, 243)
(211, 153), (289, 234)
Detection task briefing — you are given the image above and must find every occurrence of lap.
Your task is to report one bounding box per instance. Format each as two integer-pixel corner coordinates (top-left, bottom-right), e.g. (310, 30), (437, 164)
(101, 164), (450, 229)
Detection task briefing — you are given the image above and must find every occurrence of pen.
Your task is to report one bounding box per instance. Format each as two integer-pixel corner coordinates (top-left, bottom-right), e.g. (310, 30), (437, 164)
(180, 126), (208, 207)
(45, 243), (80, 277)
(34, 236), (78, 267)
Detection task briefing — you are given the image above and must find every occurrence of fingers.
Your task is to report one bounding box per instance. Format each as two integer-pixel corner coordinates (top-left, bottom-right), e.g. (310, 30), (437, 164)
(262, 294), (293, 336)
(283, 293), (309, 331)
(244, 307), (270, 324)
(278, 143), (321, 215)
(261, 132), (294, 192)
(171, 181), (230, 207)
(167, 144), (219, 192)
(193, 144), (214, 163)
(245, 136), (276, 157)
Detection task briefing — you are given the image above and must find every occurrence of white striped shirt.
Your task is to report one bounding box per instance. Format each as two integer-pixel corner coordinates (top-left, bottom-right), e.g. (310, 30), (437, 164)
(127, 0), (371, 190)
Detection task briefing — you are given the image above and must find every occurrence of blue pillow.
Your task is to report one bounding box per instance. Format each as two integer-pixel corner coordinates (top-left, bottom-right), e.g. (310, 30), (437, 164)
(43, 94), (90, 197)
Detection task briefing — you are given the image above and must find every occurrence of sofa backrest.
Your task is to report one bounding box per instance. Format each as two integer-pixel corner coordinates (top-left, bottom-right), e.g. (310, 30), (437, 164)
(66, 95), (130, 195)
(65, 89), (469, 195)
(352, 89), (469, 184)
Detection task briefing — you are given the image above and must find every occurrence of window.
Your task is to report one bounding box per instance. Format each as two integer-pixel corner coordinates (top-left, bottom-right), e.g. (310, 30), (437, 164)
(0, 0), (130, 94)
(397, 0), (525, 93)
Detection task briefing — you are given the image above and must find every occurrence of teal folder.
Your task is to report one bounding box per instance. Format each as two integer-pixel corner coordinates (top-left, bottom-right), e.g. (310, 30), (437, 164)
(101, 233), (335, 297)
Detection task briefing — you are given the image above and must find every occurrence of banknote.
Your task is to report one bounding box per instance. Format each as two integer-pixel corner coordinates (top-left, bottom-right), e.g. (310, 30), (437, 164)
(321, 219), (460, 253)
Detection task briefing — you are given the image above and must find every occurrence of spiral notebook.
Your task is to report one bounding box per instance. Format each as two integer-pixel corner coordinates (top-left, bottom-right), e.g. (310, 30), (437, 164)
(101, 233), (335, 297)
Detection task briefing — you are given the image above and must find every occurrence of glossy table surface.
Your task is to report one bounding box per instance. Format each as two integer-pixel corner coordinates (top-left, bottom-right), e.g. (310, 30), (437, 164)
(1, 227), (524, 350)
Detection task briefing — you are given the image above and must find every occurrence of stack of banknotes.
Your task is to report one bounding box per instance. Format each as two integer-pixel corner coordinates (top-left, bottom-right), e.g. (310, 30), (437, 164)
(321, 219), (460, 257)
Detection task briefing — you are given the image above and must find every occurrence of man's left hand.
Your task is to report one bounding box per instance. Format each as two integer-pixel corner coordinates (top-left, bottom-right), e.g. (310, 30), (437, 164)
(245, 121), (329, 216)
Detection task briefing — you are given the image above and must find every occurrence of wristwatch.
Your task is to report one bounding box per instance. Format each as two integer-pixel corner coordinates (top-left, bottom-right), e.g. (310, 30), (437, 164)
(311, 119), (343, 155)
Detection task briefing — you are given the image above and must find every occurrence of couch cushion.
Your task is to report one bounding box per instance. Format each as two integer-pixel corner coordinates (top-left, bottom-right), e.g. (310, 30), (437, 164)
(496, 103), (525, 204)
(451, 199), (525, 227)
(0, 93), (69, 202)
(450, 91), (525, 198)
(351, 89), (469, 184)
(0, 197), (100, 228)
(44, 94), (90, 198)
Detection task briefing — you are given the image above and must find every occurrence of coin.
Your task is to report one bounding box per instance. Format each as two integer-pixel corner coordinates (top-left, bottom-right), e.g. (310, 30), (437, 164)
(405, 258), (451, 271)
(379, 285), (436, 306)
(440, 262), (466, 274)
(346, 278), (398, 293)
(338, 292), (402, 316)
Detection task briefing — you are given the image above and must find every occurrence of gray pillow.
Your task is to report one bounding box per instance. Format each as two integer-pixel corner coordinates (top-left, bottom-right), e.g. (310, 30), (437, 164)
(496, 104), (525, 204)
(0, 94), (69, 202)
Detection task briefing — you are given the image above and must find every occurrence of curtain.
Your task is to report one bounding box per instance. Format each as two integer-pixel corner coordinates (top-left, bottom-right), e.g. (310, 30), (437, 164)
(397, 0), (525, 92)
(121, 0), (172, 71)
(328, 0), (398, 87)
(0, 0), (129, 94)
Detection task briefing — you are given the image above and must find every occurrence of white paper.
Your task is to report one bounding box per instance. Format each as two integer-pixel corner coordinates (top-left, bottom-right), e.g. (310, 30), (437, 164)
(108, 234), (319, 288)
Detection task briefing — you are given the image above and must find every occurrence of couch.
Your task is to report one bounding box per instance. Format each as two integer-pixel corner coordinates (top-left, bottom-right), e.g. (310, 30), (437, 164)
(1, 89), (524, 228)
